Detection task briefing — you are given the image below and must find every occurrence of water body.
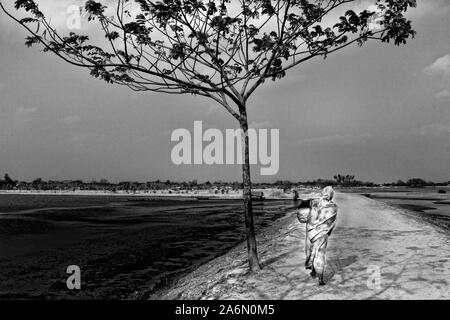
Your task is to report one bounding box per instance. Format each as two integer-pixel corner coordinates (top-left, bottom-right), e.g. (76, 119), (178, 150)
(0, 194), (293, 299)
(360, 187), (450, 231)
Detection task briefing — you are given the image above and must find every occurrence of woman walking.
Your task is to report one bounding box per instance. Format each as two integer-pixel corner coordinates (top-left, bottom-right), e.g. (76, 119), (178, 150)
(297, 186), (338, 285)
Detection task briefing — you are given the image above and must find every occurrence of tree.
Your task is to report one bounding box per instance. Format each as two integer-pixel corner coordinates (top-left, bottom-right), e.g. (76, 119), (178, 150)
(334, 174), (357, 187)
(32, 177), (44, 189)
(1, 173), (15, 189)
(4, 173), (13, 185)
(406, 178), (427, 188)
(1, 0), (416, 272)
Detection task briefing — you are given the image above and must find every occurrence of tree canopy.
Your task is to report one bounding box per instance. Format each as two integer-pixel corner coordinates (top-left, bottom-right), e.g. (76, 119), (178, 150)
(2, 0), (416, 117)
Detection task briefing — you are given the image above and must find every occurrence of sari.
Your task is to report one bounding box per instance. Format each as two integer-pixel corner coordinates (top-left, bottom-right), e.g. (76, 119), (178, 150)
(304, 186), (338, 285)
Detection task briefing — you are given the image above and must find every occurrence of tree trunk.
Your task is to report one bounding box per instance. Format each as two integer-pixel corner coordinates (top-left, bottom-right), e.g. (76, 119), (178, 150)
(239, 109), (261, 272)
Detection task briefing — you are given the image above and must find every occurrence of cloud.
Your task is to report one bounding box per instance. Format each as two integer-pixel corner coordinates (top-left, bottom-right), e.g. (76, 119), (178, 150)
(435, 89), (450, 101)
(0, 0), (117, 42)
(16, 106), (37, 116)
(0, 106), (37, 130)
(419, 123), (450, 137)
(405, 0), (450, 20)
(71, 132), (106, 143)
(249, 120), (271, 129)
(207, 105), (217, 115)
(59, 115), (80, 125)
(132, 135), (153, 145)
(424, 54), (450, 77)
(14, 106), (38, 125)
(296, 133), (372, 146)
(1, 0), (71, 29)
(425, 55), (450, 101)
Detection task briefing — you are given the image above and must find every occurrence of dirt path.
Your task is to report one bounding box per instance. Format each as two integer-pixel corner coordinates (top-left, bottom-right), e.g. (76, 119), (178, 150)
(151, 193), (450, 300)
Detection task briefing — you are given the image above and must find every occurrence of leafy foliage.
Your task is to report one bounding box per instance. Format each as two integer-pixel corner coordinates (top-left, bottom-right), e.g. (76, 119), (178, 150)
(3, 0), (416, 117)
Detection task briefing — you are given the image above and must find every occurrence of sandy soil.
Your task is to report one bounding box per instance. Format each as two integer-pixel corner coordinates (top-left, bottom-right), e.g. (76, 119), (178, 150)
(150, 192), (450, 300)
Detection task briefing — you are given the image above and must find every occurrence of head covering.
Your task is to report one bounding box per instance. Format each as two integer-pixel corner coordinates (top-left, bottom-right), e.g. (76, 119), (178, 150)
(321, 186), (334, 201)
(305, 186), (338, 284)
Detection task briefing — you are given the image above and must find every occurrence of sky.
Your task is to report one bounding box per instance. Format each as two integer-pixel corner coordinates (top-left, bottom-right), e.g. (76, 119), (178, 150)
(0, 0), (449, 183)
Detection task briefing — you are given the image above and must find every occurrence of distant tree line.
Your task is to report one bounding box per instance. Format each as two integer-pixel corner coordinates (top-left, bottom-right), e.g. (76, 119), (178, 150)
(332, 174), (450, 188)
(386, 178), (449, 188)
(0, 173), (448, 192)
